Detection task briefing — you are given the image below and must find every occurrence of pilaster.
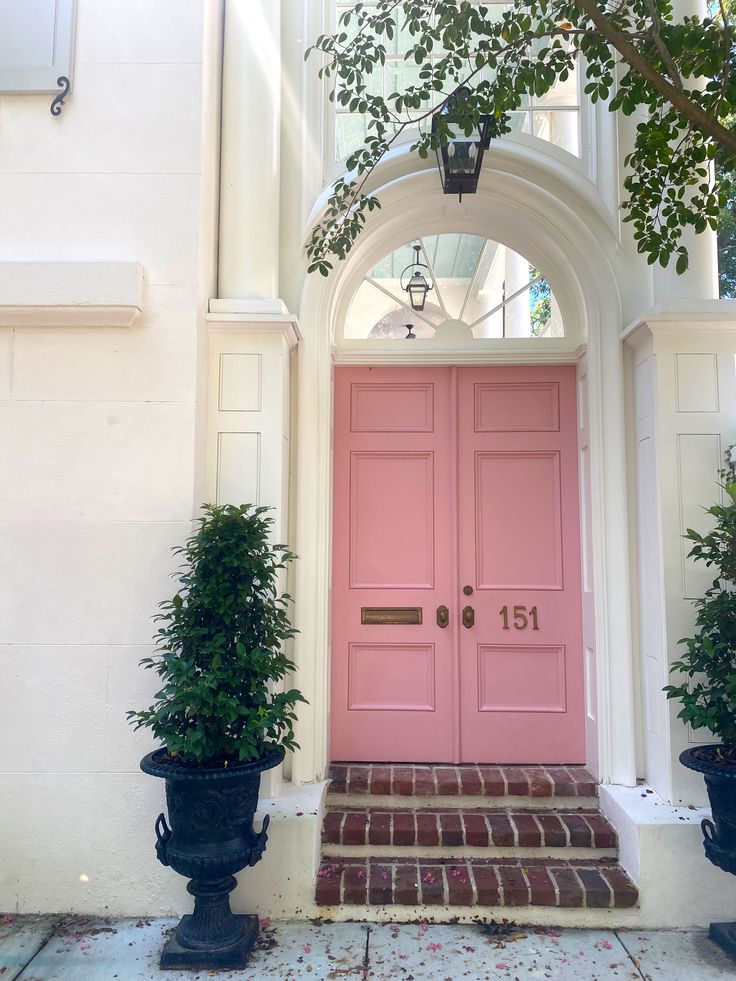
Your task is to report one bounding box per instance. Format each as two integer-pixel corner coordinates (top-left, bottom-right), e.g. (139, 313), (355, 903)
(624, 300), (736, 804)
(206, 299), (301, 796)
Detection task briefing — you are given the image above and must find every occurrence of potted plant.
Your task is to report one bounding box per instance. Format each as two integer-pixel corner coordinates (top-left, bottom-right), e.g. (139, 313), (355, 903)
(129, 503), (306, 970)
(665, 448), (736, 957)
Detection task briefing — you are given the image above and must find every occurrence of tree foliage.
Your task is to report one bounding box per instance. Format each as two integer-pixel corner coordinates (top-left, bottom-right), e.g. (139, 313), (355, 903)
(128, 504), (306, 765)
(665, 451), (736, 752)
(307, 0), (736, 277)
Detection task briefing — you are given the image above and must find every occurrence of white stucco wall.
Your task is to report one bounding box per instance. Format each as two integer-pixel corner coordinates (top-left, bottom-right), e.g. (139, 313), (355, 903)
(0, 0), (219, 915)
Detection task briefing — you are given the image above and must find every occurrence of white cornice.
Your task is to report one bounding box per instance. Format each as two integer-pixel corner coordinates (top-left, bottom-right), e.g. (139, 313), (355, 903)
(622, 299), (736, 344)
(206, 302), (302, 349)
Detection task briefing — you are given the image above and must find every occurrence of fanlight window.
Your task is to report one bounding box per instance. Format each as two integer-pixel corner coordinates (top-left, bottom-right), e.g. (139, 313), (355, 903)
(334, 2), (581, 161)
(343, 234), (563, 341)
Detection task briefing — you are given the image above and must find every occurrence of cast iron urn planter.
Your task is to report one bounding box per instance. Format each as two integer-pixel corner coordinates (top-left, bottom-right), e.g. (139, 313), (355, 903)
(140, 746), (284, 970)
(681, 745), (736, 958)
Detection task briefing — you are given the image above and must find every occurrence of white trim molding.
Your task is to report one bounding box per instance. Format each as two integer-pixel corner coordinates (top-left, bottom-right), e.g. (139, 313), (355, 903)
(0, 261), (143, 328)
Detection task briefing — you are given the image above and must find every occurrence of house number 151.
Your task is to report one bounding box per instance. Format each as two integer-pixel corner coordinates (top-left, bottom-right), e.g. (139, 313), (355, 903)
(500, 605), (539, 631)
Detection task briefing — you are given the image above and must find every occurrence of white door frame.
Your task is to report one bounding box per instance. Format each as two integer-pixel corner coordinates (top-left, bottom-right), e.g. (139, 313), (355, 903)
(290, 163), (637, 789)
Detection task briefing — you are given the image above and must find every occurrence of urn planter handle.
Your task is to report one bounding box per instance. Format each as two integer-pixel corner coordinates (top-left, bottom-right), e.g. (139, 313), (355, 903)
(154, 812), (172, 867)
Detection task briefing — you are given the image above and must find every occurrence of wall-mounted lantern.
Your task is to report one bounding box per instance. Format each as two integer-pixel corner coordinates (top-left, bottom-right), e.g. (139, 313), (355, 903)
(432, 86), (491, 202)
(400, 245), (433, 311)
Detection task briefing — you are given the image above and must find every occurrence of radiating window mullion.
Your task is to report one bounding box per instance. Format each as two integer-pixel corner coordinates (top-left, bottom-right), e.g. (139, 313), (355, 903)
(365, 277), (438, 330)
(469, 274), (542, 330)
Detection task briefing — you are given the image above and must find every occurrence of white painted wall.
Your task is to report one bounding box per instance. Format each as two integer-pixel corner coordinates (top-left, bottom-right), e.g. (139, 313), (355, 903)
(0, 0), (223, 915)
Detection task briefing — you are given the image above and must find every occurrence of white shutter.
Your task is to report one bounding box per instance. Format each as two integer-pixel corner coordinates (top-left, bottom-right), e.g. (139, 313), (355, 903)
(0, 0), (76, 95)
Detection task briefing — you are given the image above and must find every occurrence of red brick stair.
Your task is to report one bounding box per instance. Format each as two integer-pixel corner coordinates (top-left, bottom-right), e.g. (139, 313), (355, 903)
(316, 763), (638, 914)
(327, 762), (597, 800)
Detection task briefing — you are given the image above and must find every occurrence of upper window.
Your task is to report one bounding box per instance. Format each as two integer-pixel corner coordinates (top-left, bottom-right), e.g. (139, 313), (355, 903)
(333, 1), (581, 163)
(343, 234), (563, 341)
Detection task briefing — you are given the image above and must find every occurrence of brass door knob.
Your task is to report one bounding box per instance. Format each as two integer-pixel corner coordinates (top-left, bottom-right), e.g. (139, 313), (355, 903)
(436, 605), (449, 628)
(462, 605), (475, 629)
(463, 585), (473, 596)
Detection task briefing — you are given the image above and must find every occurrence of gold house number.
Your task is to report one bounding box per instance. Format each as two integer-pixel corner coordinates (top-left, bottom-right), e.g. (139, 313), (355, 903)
(500, 605), (540, 631)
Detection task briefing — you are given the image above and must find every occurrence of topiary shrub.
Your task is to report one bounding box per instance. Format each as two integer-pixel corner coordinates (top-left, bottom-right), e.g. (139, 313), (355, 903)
(128, 504), (306, 766)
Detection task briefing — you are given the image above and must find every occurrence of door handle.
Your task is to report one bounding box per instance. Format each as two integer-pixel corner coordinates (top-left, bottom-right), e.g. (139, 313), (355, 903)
(436, 605), (449, 629)
(462, 605), (475, 629)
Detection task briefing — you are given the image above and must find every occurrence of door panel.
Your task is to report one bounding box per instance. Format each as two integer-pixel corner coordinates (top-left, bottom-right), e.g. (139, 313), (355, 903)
(458, 365), (584, 763)
(331, 364), (585, 765)
(349, 451), (435, 588)
(474, 450), (563, 590)
(331, 367), (455, 762)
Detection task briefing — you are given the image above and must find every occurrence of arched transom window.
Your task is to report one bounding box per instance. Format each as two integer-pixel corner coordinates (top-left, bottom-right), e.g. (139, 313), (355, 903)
(343, 234), (563, 341)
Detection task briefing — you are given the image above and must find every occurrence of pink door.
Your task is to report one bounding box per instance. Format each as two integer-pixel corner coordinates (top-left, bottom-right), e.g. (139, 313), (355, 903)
(331, 367), (456, 762)
(331, 365), (584, 764)
(457, 366), (585, 763)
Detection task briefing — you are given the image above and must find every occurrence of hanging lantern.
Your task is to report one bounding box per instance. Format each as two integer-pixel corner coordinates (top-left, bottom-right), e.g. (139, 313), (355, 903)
(400, 245), (433, 311)
(432, 86), (492, 202)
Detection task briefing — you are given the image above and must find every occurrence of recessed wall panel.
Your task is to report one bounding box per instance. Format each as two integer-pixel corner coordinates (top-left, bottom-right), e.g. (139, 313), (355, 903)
(476, 451), (563, 589)
(351, 382), (434, 433)
(478, 645), (566, 712)
(676, 354), (719, 412)
(219, 353), (261, 411)
(350, 451), (434, 588)
(348, 643), (435, 711)
(216, 432), (260, 506)
(474, 381), (559, 432)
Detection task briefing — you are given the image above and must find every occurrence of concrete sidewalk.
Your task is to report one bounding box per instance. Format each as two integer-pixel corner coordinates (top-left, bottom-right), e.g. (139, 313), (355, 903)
(1, 915), (735, 980)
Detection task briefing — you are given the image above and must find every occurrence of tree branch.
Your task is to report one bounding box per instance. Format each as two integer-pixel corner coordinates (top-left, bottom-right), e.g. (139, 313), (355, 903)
(643, 0), (683, 90)
(573, 0), (736, 157)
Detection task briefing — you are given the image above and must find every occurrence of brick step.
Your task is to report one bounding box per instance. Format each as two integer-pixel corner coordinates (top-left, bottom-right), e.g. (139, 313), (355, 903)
(315, 856), (638, 910)
(321, 807), (617, 859)
(328, 763), (597, 808)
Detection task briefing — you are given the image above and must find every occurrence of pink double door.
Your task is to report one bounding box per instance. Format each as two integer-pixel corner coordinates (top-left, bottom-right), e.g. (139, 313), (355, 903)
(331, 365), (585, 764)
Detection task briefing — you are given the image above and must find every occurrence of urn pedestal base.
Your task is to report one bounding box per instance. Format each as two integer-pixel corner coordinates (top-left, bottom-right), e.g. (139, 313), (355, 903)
(160, 913), (259, 970)
(709, 922), (736, 960)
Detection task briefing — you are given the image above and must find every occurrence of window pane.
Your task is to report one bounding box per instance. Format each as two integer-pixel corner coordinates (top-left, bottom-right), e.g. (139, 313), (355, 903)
(532, 62), (578, 108)
(336, 113), (368, 160)
(344, 279), (436, 339)
(531, 110), (580, 156)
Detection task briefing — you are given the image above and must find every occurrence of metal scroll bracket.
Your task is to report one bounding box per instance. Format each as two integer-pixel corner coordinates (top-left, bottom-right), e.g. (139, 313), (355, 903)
(50, 76), (71, 117)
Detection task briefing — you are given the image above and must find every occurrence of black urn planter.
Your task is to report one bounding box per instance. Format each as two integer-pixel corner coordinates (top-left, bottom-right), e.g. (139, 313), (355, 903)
(681, 745), (736, 958)
(140, 746), (284, 970)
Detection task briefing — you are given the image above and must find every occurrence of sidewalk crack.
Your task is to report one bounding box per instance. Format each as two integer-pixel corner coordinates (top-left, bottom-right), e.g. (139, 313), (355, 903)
(614, 929), (648, 980)
(363, 923), (371, 979)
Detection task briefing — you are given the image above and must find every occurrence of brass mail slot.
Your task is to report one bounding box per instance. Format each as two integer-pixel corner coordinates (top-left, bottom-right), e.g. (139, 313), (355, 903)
(361, 607), (423, 625)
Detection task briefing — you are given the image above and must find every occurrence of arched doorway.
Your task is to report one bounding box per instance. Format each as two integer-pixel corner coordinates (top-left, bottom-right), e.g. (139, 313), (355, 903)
(292, 158), (636, 788)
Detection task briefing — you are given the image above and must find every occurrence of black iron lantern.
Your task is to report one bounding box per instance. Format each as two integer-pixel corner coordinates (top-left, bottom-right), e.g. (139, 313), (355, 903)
(400, 245), (433, 311)
(432, 86), (492, 201)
